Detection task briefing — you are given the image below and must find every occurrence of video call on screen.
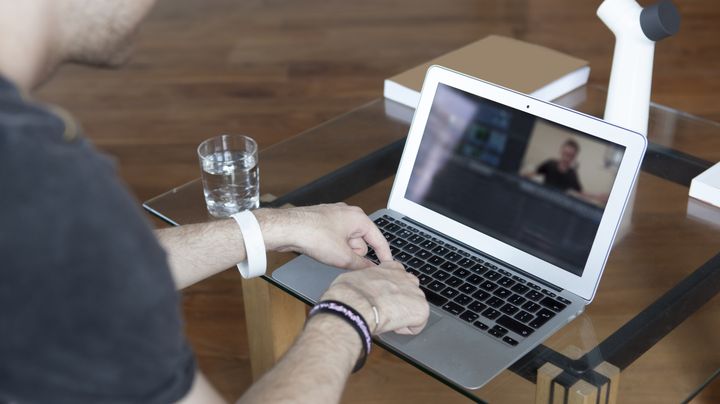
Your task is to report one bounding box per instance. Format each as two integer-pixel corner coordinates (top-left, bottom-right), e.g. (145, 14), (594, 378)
(406, 84), (626, 276)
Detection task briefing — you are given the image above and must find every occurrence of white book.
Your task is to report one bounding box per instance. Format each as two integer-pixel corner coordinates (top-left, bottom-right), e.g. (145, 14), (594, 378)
(384, 35), (590, 108)
(690, 162), (720, 208)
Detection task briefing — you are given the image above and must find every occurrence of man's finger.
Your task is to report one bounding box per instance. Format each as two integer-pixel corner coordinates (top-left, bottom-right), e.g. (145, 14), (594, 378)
(347, 237), (368, 256)
(344, 250), (376, 270)
(362, 221), (392, 262)
(379, 260), (404, 271)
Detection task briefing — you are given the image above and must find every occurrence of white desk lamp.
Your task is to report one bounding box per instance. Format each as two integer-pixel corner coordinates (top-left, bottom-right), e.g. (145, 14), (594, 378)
(597, 0), (680, 136)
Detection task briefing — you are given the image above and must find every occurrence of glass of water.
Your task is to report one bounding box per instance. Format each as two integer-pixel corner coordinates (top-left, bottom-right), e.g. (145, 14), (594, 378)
(198, 134), (260, 217)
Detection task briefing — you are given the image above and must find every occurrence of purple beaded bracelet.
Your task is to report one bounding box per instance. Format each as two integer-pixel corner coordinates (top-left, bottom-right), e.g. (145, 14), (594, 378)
(308, 300), (372, 372)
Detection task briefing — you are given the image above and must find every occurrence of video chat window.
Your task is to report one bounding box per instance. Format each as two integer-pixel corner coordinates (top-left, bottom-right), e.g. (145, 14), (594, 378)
(406, 84), (625, 276)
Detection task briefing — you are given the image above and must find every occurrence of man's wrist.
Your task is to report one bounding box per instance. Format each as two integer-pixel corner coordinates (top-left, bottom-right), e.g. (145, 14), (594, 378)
(321, 283), (377, 334)
(304, 313), (364, 371)
(252, 208), (302, 252)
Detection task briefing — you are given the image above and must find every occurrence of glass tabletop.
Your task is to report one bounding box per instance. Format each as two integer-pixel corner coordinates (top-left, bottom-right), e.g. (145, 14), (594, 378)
(144, 85), (720, 403)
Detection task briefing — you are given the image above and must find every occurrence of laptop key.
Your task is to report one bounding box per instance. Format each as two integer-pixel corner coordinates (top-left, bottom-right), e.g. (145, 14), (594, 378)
(454, 268), (470, 278)
(432, 246), (450, 255)
(408, 234), (425, 244)
(480, 281), (498, 292)
(503, 336), (519, 346)
(419, 264), (437, 275)
(442, 301), (464, 316)
(396, 252), (413, 263)
(489, 325), (508, 338)
(511, 284), (530, 294)
(487, 297), (505, 308)
(468, 300), (487, 313)
(420, 286), (448, 307)
(500, 303), (519, 316)
(470, 264), (488, 275)
(457, 258), (474, 268)
(466, 274), (483, 285)
(527, 282), (541, 291)
(521, 301), (541, 312)
(498, 276), (515, 287)
(407, 269), (420, 277)
(459, 310), (479, 323)
(459, 283), (477, 294)
(484, 270), (502, 281)
(446, 276), (463, 287)
(420, 240), (437, 249)
(396, 229), (413, 238)
(445, 252), (462, 262)
(514, 310), (534, 323)
(471, 290), (490, 301)
(391, 238), (408, 248)
(440, 262), (458, 272)
(542, 289), (557, 298)
(433, 270), (451, 281)
(406, 257), (424, 268)
(373, 218), (389, 227)
(473, 321), (489, 330)
(493, 287), (512, 299)
(481, 307), (501, 320)
(416, 249), (432, 260)
(528, 309), (555, 329)
(496, 315), (534, 337)
(383, 233), (396, 242)
(427, 281), (446, 293)
(403, 244), (420, 254)
(454, 293), (472, 306)
(417, 274), (432, 285)
(557, 296), (572, 305)
(385, 224), (401, 232)
(508, 294), (527, 305)
(526, 290), (543, 301)
(428, 256), (445, 266)
(540, 296), (567, 312)
(440, 288), (459, 299)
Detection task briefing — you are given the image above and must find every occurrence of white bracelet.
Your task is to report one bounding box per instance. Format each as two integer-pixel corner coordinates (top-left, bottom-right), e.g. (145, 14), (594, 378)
(231, 210), (267, 279)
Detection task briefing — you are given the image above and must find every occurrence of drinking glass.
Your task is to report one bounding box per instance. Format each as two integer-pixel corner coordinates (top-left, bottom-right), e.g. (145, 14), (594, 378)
(197, 134), (260, 217)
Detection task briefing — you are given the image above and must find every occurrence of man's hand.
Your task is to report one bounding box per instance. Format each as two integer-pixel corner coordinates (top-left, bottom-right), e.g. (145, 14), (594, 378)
(254, 203), (392, 270)
(320, 261), (429, 335)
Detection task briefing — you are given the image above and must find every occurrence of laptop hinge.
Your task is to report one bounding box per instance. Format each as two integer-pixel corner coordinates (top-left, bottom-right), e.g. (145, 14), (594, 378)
(402, 216), (564, 293)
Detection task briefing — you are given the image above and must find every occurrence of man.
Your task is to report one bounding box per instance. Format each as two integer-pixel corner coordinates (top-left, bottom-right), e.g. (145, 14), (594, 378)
(535, 139), (583, 193)
(0, 1), (429, 403)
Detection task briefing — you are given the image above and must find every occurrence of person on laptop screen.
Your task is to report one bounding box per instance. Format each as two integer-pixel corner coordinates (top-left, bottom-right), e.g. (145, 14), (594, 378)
(533, 139), (583, 193)
(0, 1), (428, 403)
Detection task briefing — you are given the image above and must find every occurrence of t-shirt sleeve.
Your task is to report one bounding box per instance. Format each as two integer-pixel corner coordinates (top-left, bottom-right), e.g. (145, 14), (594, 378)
(537, 160), (552, 175)
(0, 114), (195, 403)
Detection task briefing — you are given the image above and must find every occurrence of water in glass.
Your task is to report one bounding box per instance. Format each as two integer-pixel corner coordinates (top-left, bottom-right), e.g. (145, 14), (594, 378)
(200, 150), (259, 217)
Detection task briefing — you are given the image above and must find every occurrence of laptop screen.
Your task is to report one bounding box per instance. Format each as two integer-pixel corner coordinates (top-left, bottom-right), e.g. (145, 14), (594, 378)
(405, 84), (626, 276)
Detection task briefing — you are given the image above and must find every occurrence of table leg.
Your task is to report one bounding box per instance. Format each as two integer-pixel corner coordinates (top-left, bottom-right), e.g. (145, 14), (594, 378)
(241, 270), (306, 381)
(535, 346), (620, 404)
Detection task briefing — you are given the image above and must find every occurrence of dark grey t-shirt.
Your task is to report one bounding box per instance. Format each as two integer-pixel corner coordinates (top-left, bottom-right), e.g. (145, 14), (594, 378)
(0, 77), (195, 403)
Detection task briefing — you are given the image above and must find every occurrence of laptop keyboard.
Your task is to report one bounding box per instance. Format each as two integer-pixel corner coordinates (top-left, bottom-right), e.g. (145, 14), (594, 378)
(367, 215), (572, 347)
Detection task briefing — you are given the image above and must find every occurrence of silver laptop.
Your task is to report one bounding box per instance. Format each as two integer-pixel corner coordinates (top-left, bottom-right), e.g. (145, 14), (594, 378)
(272, 66), (646, 389)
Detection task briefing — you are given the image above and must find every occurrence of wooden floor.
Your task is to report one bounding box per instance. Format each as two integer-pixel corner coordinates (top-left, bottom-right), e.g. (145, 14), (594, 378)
(35, 0), (720, 402)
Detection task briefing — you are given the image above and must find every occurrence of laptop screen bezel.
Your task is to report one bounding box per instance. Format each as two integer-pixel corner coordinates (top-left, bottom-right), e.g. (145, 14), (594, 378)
(387, 65), (647, 302)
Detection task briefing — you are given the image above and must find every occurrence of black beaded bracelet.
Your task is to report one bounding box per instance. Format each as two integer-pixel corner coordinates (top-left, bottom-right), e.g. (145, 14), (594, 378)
(307, 300), (372, 373)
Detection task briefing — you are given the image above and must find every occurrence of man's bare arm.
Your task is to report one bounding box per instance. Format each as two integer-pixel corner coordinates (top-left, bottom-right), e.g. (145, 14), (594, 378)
(238, 262), (428, 404)
(155, 204), (393, 290)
